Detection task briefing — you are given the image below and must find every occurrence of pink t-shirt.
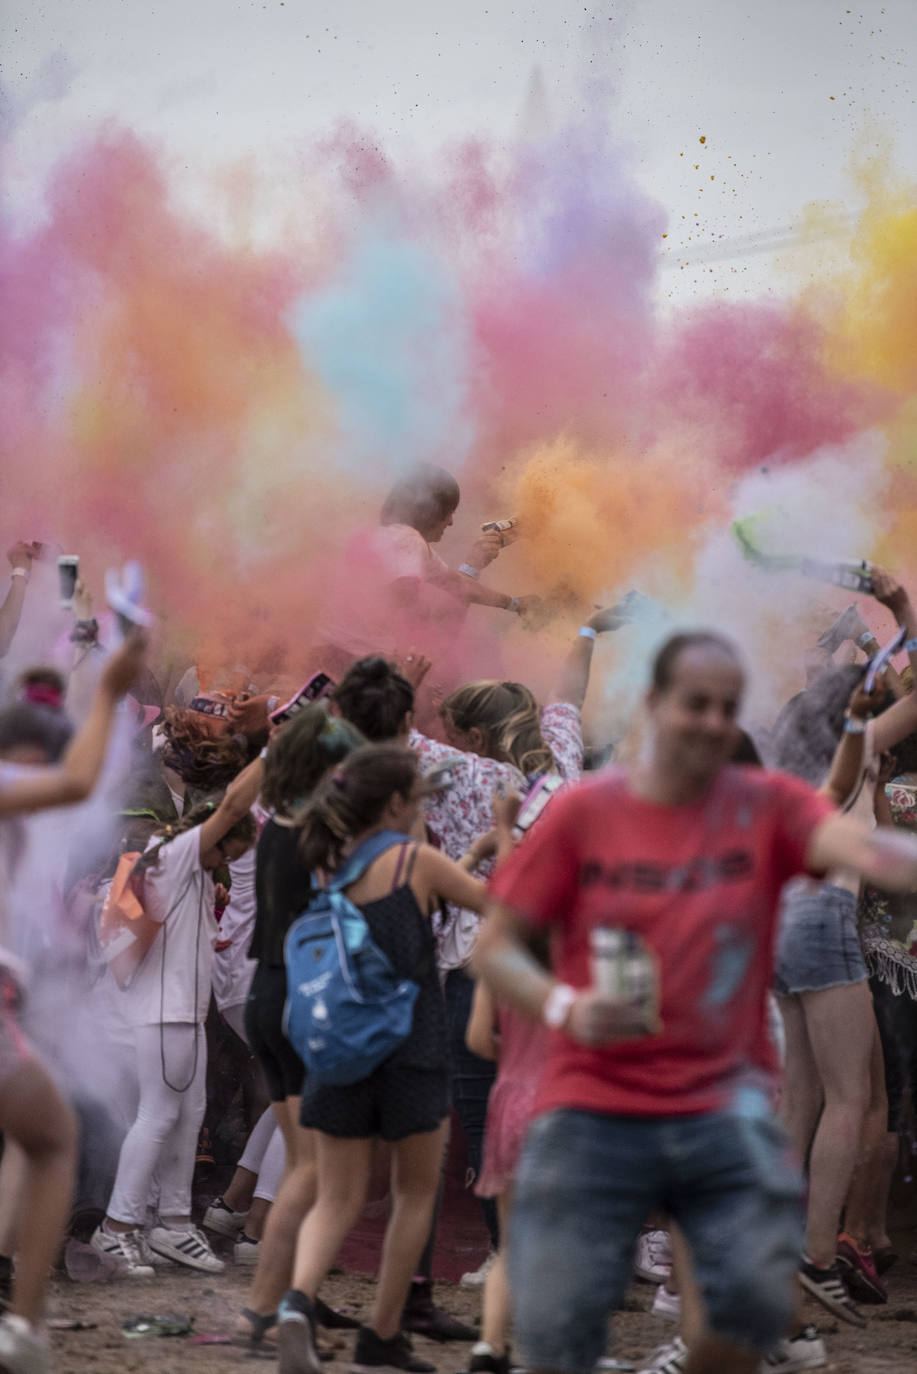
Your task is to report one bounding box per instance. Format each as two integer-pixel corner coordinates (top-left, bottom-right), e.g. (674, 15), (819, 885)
(317, 523), (453, 659)
(490, 766), (834, 1118)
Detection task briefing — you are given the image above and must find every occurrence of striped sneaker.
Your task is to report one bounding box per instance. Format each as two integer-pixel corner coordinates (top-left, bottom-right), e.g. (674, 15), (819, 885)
(90, 1224), (155, 1278)
(148, 1224), (225, 1273)
(798, 1256), (864, 1327)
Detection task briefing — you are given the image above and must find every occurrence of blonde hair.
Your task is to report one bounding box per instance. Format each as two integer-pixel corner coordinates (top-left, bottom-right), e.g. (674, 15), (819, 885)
(441, 681), (555, 777)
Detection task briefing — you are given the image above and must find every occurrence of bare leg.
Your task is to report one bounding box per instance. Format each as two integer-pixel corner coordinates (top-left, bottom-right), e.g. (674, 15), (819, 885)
(480, 1191), (512, 1352)
(0, 1143), (27, 1256)
(224, 1166), (258, 1214)
(777, 994), (823, 1168)
(866, 1134), (899, 1252)
(0, 1058), (77, 1327)
(684, 1334), (758, 1374)
(371, 1122), (448, 1341)
(245, 1098), (318, 1319)
(844, 1022), (889, 1247)
(290, 1134), (372, 1298)
(799, 983), (873, 1266)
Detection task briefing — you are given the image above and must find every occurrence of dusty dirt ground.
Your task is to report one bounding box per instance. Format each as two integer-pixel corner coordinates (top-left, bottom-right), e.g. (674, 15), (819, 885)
(43, 1234), (917, 1374)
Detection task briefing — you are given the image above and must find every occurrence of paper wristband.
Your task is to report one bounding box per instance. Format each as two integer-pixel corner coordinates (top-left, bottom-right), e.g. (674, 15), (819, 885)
(578, 626), (597, 640)
(458, 563), (481, 580)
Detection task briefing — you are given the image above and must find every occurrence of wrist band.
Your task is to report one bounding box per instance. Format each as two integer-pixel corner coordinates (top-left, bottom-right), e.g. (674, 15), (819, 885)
(458, 563), (481, 580)
(69, 618), (99, 645)
(542, 983), (577, 1029)
(10, 568), (29, 583)
(844, 716), (867, 735)
(905, 638), (917, 654)
(858, 631), (875, 647)
(578, 626), (597, 641)
(506, 596), (521, 614)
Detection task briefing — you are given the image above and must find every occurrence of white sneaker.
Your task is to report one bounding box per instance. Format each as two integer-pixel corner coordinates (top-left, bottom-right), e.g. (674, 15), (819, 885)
(460, 1250), (497, 1288)
(760, 1325), (827, 1372)
(0, 1314), (50, 1374)
(90, 1224), (155, 1278)
(234, 1232), (261, 1265)
(634, 1229), (673, 1283)
(202, 1195), (249, 1238)
(148, 1223), (225, 1273)
(651, 1284), (681, 1320)
(636, 1337), (689, 1374)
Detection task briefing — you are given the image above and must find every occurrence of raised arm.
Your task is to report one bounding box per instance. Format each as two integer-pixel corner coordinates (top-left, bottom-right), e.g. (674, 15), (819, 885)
(196, 754), (265, 853)
(0, 542), (36, 659)
(0, 631), (147, 816)
(550, 601), (635, 710)
(820, 678), (871, 806)
(868, 569), (917, 753)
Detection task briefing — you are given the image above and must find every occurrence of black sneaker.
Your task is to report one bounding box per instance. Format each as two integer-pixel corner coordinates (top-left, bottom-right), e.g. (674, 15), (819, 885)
(798, 1257), (865, 1327)
(403, 1279), (478, 1342)
(350, 1324), (436, 1373)
(277, 1289), (324, 1374)
(314, 1295), (361, 1331)
(468, 1340), (511, 1374)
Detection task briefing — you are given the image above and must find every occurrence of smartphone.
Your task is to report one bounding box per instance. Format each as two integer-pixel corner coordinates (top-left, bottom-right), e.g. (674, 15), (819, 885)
(865, 625), (907, 695)
(513, 773), (566, 839)
(481, 519), (518, 534)
(422, 756), (465, 793)
(268, 673), (335, 726)
(57, 555), (79, 610)
(189, 696), (231, 719)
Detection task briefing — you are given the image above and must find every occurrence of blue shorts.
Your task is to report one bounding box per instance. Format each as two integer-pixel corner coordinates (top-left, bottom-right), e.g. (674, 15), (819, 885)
(774, 883), (867, 996)
(509, 1104), (803, 1372)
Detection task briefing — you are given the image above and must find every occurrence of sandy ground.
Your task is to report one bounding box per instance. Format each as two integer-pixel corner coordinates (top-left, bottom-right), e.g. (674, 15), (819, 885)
(44, 1238), (917, 1374)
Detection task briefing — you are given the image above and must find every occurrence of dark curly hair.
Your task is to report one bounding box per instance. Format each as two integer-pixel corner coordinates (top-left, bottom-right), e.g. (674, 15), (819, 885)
(261, 705), (364, 817)
(160, 707), (255, 789)
(333, 657), (414, 743)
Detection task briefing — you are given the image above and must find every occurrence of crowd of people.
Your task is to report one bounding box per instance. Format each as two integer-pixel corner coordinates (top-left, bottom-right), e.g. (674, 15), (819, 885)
(1, 466), (916, 1374)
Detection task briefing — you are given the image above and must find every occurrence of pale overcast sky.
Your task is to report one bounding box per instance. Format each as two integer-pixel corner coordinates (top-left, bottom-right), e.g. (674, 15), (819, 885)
(3, 1), (915, 302)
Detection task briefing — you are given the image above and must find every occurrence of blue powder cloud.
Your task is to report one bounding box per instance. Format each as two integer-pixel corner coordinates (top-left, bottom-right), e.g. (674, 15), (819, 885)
(290, 225), (473, 479)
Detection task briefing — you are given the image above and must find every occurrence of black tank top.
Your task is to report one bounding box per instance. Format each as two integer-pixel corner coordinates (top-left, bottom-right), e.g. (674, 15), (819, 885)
(356, 844), (447, 1072)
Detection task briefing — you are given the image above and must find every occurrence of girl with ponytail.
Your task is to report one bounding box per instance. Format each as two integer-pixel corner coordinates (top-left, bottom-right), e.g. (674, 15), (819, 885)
(277, 743), (513, 1374)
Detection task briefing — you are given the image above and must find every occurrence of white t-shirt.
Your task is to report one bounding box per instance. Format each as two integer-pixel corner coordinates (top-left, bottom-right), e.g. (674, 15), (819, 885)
(211, 847), (257, 1013)
(119, 828), (218, 1026)
(0, 763), (35, 988)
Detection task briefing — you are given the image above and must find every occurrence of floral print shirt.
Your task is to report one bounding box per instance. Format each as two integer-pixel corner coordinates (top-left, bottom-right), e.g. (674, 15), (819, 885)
(411, 702), (584, 969)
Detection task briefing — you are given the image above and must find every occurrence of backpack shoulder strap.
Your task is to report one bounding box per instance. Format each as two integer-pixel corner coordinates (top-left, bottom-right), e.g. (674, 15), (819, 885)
(327, 830), (412, 894)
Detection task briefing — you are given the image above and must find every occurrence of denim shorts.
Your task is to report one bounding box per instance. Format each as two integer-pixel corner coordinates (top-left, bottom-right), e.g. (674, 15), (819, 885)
(509, 1103), (803, 1372)
(773, 883), (867, 996)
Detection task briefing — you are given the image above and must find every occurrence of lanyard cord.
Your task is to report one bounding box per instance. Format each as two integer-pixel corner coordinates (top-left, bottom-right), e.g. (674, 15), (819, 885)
(158, 869), (204, 1092)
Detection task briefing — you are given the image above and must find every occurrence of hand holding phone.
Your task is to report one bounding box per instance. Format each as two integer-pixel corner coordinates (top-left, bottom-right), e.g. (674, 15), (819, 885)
(58, 555), (79, 610)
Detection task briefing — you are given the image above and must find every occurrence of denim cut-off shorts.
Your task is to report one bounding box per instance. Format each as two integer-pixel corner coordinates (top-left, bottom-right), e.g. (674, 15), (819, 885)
(773, 882), (867, 996)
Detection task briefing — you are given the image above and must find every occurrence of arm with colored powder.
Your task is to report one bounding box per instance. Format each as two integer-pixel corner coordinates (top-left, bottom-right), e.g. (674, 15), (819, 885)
(0, 542), (36, 659)
(0, 632), (148, 817)
(550, 600), (637, 711)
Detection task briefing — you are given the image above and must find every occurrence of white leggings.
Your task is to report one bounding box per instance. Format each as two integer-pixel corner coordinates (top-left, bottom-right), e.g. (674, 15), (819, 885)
(107, 1023), (207, 1226)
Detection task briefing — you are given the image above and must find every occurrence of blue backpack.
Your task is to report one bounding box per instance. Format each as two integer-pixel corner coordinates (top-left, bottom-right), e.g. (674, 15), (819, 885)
(283, 831), (421, 1087)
